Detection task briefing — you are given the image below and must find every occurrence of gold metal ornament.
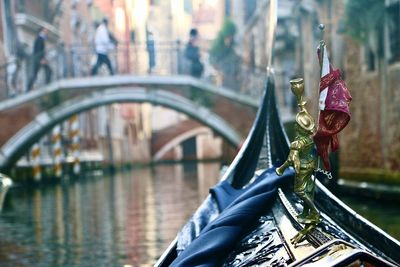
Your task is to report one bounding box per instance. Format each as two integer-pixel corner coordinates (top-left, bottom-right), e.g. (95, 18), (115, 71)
(276, 78), (321, 245)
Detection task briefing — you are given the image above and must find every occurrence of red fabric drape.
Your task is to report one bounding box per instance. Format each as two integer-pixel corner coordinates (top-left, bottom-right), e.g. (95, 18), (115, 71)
(314, 71), (352, 170)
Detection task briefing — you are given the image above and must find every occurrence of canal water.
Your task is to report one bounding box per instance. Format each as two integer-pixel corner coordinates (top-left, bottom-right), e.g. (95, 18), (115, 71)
(0, 162), (221, 267)
(0, 162), (399, 266)
(341, 195), (400, 241)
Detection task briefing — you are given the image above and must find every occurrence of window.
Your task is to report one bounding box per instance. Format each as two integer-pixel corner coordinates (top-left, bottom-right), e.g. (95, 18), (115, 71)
(387, 2), (400, 63)
(245, 0), (257, 22)
(184, 0), (192, 13)
(225, 0), (231, 16)
(364, 45), (376, 71)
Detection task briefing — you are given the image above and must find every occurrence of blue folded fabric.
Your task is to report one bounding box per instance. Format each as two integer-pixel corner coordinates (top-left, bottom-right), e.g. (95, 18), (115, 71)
(210, 167), (280, 212)
(177, 168), (277, 253)
(171, 167), (294, 267)
(209, 180), (246, 211)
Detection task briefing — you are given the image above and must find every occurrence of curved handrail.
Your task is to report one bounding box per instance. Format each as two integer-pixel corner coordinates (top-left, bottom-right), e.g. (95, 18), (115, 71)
(0, 39), (273, 103)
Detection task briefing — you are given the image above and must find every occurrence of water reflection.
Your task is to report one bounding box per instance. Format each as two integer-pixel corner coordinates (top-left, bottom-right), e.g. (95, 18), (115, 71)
(0, 162), (221, 266)
(342, 195), (400, 240)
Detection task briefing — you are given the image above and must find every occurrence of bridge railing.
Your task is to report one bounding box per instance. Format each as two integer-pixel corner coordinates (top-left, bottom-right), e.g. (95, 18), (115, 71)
(0, 41), (272, 103)
(61, 41), (184, 77)
(0, 42), (183, 99)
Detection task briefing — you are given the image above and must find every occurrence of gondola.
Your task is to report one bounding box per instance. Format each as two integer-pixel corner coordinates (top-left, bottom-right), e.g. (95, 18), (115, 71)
(155, 72), (400, 267)
(155, 8), (400, 267)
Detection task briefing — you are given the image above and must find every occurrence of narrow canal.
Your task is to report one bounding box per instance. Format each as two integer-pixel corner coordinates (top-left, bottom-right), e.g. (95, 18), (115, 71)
(0, 163), (398, 266)
(341, 195), (400, 241)
(0, 162), (220, 267)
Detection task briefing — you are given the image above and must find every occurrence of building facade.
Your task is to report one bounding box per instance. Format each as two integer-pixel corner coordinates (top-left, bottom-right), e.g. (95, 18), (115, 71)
(0, 0), (227, 172)
(232, 0), (400, 178)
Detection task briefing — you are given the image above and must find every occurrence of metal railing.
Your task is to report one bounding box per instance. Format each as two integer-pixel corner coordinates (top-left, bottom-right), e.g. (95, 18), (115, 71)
(0, 41), (273, 102)
(0, 41), (182, 98)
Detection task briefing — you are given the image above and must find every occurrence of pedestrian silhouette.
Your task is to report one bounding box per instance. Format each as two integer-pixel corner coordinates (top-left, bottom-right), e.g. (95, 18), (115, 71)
(91, 18), (117, 76)
(146, 31), (156, 74)
(27, 27), (52, 91)
(184, 28), (204, 78)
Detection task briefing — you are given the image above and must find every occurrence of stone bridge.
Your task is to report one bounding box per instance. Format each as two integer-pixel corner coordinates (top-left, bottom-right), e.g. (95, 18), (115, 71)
(0, 75), (259, 172)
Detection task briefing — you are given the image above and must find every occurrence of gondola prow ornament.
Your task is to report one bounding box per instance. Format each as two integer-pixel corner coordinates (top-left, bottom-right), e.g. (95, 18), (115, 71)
(277, 24), (352, 247)
(276, 78), (321, 245)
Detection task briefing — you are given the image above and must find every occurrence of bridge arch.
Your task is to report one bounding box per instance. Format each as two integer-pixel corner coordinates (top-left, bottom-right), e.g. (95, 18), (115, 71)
(0, 88), (241, 172)
(153, 126), (211, 161)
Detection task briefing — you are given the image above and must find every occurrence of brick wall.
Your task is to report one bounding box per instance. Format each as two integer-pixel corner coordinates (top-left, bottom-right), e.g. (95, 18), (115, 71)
(386, 63), (400, 169)
(340, 37), (400, 171)
(0, 104), (39, 147)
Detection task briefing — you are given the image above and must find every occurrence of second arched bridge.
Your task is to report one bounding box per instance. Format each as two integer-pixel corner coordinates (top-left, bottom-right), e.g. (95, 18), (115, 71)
(0, 75), (259, 172)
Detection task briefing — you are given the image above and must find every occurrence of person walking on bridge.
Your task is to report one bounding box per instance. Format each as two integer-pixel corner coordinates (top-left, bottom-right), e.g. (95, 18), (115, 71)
(91, 18), (116, 76)
(185, 28), (204, 78)
(27, 27), (52, 91)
